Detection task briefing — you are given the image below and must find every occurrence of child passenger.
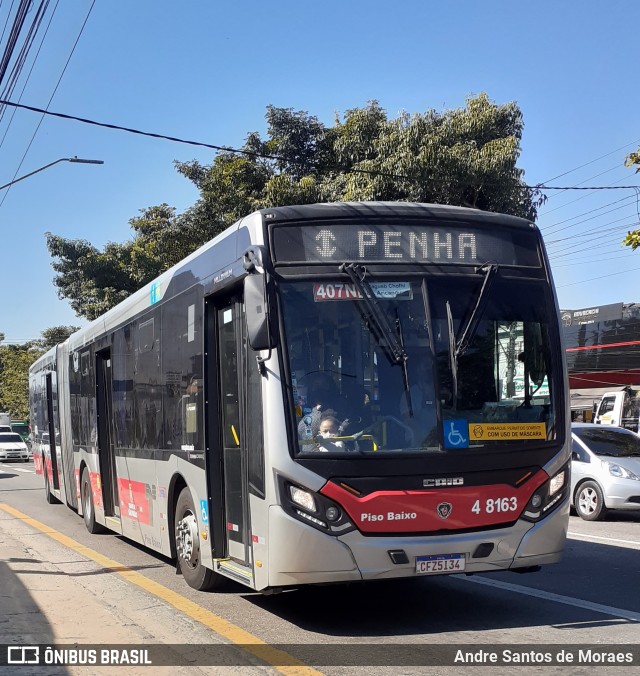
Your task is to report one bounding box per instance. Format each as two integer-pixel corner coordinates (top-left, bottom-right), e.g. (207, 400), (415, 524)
(316, 415), (345, 452)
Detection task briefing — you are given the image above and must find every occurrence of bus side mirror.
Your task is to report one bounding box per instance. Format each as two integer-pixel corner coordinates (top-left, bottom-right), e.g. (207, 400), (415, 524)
(244, 273), (277, 351)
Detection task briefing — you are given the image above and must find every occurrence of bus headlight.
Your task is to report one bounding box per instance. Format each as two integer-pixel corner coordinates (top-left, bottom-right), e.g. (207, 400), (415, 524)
(522, 463), (569, 522)
(549, 469), (566, 495)
(289, 485), (317, 512)
(279, 476), (354, 535)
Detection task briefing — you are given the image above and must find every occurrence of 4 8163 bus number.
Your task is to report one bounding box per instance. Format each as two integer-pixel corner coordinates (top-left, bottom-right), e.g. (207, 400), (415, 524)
(471, 497), (518, 514)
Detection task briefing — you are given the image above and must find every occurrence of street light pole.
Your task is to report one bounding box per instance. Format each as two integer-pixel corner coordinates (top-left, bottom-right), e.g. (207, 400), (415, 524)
(0, 156), (104, 191)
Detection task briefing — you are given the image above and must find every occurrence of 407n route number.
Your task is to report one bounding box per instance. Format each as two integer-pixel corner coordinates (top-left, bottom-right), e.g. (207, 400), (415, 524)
(471, 497), (518, 514)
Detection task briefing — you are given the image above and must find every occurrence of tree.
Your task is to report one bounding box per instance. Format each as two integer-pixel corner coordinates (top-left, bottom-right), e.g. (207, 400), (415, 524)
(623, 149), (640, 250)
(32, 325), (80, 351)
(46, 234), (141, 320)
(0, 344), (42, 419)
(0, 326), (79, 418)
(47, 93), (541, 319)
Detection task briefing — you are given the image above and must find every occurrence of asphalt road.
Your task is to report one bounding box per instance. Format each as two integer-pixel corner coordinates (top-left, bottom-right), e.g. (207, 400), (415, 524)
(1, 461), (639, 675)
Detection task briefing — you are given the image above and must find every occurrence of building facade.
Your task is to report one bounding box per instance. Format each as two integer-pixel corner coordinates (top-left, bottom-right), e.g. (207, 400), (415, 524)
(562, 302), (640, 417)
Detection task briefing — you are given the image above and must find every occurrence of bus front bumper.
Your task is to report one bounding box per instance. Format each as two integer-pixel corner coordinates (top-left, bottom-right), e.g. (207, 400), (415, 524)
(339, 497), (569, 580)
(266, 498), (568, 587)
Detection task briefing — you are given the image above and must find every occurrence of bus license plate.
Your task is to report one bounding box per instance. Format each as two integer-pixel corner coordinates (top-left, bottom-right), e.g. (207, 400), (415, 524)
(416, 554), (465, 575)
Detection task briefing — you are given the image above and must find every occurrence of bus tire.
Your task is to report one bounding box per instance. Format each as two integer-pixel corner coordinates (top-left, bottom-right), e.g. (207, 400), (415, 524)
(44, 470), (60, 505)
(174, 487), (221, 591)
(81, 468), (105, 534)
(575, 480), (608, 521)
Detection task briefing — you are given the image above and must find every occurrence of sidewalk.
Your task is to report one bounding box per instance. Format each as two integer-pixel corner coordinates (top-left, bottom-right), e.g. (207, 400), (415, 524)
(0, 504), (261, 675)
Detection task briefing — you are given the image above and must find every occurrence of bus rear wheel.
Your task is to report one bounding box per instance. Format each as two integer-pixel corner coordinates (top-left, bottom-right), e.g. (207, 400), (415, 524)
(174, 487), (222, 591)
(81, 468), (105, 534)
(44, 469), (60, 504)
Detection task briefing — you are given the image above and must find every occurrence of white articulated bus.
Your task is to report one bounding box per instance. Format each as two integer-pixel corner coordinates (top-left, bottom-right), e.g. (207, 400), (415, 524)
(30, 202), (570, 592)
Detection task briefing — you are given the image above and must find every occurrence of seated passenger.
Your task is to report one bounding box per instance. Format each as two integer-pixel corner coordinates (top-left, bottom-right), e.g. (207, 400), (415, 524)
(315, 415), (345, 452)
(297, 371), (350, 445)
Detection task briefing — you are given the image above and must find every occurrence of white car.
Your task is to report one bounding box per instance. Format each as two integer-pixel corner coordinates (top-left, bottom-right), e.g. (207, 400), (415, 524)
(571, 423), (640, 520)
(0, 432), (31, 462)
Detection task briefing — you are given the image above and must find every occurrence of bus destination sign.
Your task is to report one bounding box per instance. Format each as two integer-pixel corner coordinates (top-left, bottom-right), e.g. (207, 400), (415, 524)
(272, 223), (540, 266)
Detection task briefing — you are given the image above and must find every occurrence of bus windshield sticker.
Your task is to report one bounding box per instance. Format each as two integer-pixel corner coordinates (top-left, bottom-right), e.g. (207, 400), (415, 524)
(313, 282), (413, 302)
(469, 423), (547, 441)
(443, 419), (469, 448)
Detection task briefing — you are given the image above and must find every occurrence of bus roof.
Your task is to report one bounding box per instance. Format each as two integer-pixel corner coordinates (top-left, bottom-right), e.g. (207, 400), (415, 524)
(256, 201), (535, 229)
(30, 202), (537, 374)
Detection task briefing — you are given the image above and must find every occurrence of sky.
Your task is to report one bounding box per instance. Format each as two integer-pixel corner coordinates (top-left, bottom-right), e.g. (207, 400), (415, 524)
(1, 0), (639, 343)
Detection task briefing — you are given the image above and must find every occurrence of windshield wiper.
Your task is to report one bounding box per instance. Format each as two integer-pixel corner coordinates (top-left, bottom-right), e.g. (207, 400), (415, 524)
(446, 301), (458, 406)
(340, 263), (407, 364)
(445, 263), (498, 407)
(394, 309), (414, 418)
(341, 263), (413, 415)
(455, 263), (499, 357)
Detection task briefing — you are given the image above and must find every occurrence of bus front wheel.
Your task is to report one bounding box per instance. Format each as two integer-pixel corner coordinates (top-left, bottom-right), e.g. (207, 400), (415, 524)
(81, 468), (105, 534)
(174, 487), (222, 591)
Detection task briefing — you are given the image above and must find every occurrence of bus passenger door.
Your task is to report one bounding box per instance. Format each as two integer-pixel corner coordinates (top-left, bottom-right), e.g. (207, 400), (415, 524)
(96, 349), (119, 517)
(207, 295), (251, 568)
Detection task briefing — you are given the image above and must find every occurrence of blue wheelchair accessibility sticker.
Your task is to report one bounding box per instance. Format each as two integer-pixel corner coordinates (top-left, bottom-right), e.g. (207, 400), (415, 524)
(200, 499), (209, 524)
(443, 419), (469, 448)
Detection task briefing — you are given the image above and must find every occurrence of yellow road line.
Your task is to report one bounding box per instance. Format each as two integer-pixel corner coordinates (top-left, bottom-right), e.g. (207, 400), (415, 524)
(0, 503), (323, 676)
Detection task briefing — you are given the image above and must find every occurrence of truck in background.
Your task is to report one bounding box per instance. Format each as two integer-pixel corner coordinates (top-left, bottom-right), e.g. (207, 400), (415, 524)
(0, 413), (31, 445)
(593, 387), (640, 433)
(10, 419), (30, 443)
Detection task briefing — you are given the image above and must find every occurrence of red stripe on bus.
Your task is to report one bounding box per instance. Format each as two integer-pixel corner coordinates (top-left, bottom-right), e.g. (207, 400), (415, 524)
(566, 339), (640, 353)
(321, 470), (548, 533)
(117, 478), (151, 525)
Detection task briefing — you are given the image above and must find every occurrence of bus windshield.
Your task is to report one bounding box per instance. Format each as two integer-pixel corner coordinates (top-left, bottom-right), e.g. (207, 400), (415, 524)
(281, 276), (557, 455)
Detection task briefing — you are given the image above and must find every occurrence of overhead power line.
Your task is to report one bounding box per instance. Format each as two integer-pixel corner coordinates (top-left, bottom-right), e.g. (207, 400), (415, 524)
(1, 97), (639, 191)
(0, 1), (95, 208)
(557, 266), (640, 288)
(0, 97), (280, 158)
(0, 0), (61, 150)
(541, 194), (635, 231)
(539, 138), (640, 185)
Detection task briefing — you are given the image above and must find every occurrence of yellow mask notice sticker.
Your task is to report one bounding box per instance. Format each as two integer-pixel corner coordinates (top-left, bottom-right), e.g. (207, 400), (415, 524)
(469, 423), (547, 441)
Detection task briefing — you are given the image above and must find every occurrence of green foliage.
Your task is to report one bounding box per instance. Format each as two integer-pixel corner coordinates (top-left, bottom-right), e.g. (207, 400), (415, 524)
(625, 151), (640, 172)
(623, 150), (640, 249)
(46, 234), (140, 320)
(623, 230), (640, 250)
(34, 325), (80, 351)
(47, 93), (540, 320)
(0, 344), (43, 419)
(0, 326), (80, 418)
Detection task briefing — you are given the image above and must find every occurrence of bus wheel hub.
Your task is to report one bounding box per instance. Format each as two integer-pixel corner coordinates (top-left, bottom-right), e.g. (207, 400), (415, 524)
(176, 512), (198, 565)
